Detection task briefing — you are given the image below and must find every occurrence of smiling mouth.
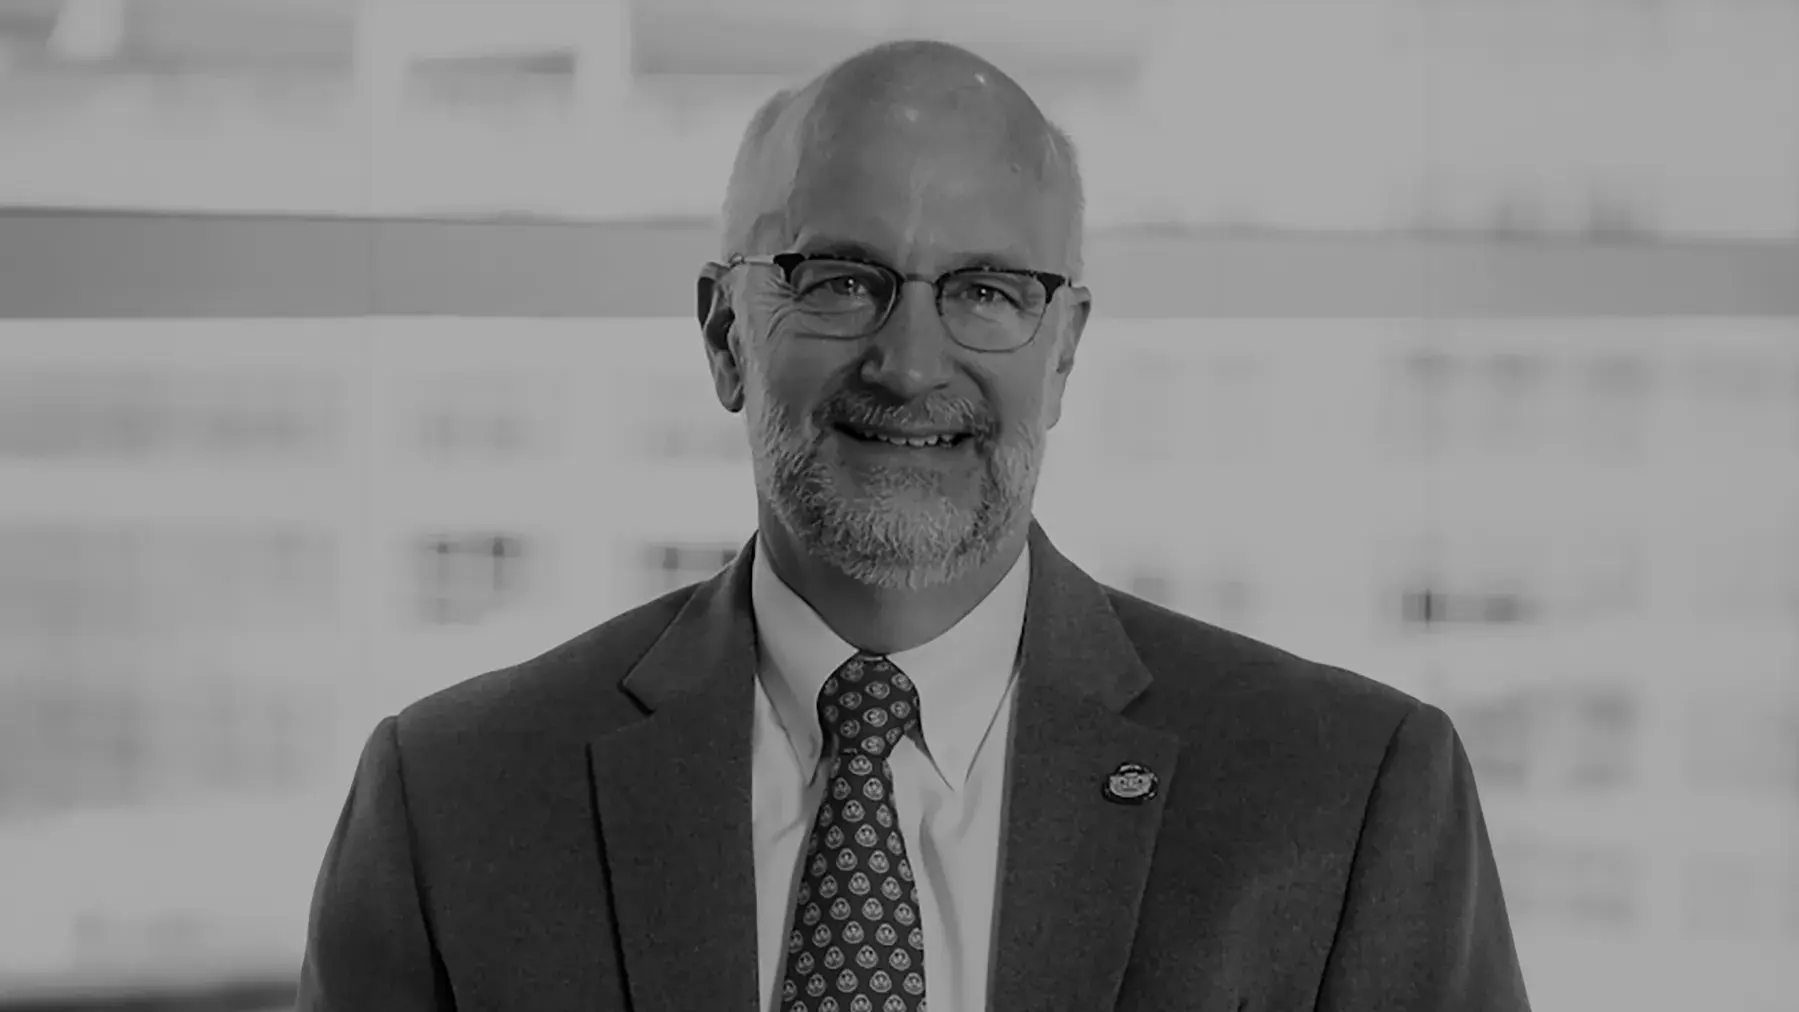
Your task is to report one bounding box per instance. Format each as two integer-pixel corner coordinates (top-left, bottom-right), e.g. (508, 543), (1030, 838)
(835, 423), (972, 449)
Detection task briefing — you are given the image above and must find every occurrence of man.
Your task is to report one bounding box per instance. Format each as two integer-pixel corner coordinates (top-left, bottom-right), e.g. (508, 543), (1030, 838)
(298, 39), (1532, 1012)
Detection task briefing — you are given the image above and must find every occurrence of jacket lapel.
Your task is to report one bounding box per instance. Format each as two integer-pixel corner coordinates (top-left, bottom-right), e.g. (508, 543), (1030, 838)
(587, 535), (763, 1012)
(988, 523), (1183, 1012)
(584, 523), (1179, 1012)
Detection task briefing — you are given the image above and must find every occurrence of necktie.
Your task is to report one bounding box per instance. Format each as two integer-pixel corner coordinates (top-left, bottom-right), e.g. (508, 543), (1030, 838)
(778, 652), (928, 1012)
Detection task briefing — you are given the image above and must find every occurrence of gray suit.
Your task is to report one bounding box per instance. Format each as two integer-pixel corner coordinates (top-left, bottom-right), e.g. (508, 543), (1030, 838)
(298, 522), (1532, 1010)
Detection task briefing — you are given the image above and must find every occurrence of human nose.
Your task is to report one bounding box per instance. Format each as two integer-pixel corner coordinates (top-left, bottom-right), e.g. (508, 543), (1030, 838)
(859, 280), (956, 399)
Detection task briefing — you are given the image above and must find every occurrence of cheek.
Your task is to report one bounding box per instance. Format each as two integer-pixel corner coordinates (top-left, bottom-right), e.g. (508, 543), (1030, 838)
(990, 359), (1060, 430)
(744, 297), (831, 372)
(741, 331), (849, 425)
(747, 291), (804, 337)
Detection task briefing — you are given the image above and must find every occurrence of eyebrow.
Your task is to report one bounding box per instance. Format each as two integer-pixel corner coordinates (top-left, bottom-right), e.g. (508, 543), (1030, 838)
(793, 236), (1033, 274)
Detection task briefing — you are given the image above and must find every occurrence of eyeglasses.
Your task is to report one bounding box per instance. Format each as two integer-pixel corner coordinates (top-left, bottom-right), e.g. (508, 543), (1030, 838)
(708, 252), (1072, 353)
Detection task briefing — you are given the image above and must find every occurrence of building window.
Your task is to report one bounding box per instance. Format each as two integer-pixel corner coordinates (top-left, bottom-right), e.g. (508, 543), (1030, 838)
(1126, 571), (1177, 609)
(1577, 352), (1652, 458)
(1104, 351), (1185, 463)
(0, 523), (337, 635)
(648, 419), (746, 462)
(0, 672), (324, 820)
(1473, 350), (1548, 449)
(1559, 686), (1639, 791)
(414, 374), (539, 461)
(414, 532), (529, 625)
(1385, 344), (1458, 456)
(1683, 854), (1772, 939)
(1445, 684), (1640, 793)
(1564, 845), (1640, 929)
(645, 541), (742, 596)
(1397, 580), (1536, 631)
(1565, 535), (1644, 622)
(404, 50), (578, 119)
(1447, 692), (1533, 791)
(1200, 572), (1255, 629)
(1783, 862), (1799, 940)
(0, 366), (339, 462)
(1685, 693), (1799, 796)
(1500, 837), (1641, 931)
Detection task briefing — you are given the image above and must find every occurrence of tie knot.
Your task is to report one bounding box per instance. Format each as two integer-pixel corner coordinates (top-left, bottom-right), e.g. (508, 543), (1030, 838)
(817, 652), (922, 758)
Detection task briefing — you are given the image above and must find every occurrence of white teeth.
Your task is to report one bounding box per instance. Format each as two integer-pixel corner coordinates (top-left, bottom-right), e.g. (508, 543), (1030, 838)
(873, 433), (950, 447)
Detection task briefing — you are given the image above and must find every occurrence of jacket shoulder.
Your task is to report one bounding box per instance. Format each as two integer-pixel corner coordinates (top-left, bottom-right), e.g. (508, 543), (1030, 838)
(1102, 586), (1429, 751)
(392, 583), (697, 746)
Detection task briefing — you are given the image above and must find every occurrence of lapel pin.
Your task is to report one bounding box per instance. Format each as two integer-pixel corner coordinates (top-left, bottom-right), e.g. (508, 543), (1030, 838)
(1102, 762), (1158, 805)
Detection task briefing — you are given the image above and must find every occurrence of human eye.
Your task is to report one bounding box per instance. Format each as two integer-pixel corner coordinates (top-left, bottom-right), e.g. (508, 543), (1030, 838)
(946, 272), (1029, 311)
(791, 261), (884, 307)
(967, 282), (1013, 306)
(816, 275), (871, 299)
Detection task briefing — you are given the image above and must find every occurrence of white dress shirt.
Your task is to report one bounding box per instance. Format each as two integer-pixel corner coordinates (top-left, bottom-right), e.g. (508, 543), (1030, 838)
(750, 536), (1031, 1012)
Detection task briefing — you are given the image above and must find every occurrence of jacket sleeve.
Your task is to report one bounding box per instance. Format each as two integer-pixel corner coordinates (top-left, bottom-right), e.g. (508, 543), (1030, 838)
(1314, 703), (1533, 1011)
(297, 716), (455, 1011)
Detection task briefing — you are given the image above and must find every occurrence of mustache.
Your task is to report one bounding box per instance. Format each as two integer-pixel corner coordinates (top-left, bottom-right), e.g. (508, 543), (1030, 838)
(816, 393), (992, 438)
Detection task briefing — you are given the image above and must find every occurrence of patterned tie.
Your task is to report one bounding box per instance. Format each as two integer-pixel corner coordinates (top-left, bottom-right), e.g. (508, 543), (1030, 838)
(778, 652), (927, 1012)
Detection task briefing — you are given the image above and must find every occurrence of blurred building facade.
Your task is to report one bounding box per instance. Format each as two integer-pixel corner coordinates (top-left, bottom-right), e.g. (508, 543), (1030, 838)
(1, 1), (1797, 1010)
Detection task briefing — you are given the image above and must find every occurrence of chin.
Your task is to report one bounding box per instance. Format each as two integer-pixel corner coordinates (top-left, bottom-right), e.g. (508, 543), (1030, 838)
(802, 500), (987, 592)
(824, 543), (971, 592)
(752, 426), (1031, 590)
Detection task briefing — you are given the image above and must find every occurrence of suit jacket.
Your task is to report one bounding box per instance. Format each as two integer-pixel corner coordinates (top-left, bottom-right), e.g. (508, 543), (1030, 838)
(298, 521), (1532, 1011)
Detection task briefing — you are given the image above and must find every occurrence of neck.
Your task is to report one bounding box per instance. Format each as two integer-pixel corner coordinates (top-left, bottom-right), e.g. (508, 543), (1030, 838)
(757, 503), (1028, 655)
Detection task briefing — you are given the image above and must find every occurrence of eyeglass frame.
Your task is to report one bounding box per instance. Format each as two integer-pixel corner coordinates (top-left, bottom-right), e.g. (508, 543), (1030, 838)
(697, 251), (1077, 353)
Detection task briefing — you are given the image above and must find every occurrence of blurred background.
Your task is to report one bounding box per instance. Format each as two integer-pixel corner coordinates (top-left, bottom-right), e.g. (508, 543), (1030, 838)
(1, 0), (1797, 1008)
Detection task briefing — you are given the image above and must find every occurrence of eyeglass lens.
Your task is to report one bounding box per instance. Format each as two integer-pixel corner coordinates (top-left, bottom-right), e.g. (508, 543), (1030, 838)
(785, 259), (1049, 350)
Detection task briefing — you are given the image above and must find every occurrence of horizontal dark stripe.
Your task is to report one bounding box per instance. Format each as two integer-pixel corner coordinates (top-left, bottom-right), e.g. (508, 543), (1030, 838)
(0, 978), (295, 1012)
(2, 209), (1795, 318)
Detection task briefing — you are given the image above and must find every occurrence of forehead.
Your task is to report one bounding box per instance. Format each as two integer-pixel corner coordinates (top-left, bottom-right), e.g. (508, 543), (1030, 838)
(784, 119), (1064, 272)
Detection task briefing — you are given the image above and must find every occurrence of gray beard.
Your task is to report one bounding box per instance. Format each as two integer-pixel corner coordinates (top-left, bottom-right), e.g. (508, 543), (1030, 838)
(744, 387), (1044, 592)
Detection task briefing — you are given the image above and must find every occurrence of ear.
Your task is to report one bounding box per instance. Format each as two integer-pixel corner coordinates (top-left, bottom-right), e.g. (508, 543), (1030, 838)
(1042, 286), (1091, 430)
(698, 268), (745, 413)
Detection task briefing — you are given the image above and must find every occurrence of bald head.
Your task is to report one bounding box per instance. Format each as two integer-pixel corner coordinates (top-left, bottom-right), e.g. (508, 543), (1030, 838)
(720, 40), (1084, 278)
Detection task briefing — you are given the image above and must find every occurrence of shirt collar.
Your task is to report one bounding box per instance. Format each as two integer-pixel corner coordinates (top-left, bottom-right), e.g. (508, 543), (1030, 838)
(751, 533), (1030, 793)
